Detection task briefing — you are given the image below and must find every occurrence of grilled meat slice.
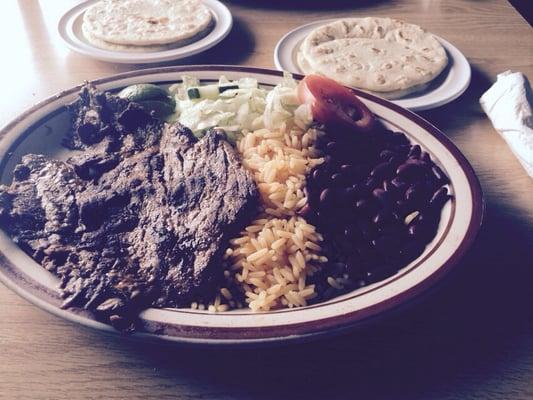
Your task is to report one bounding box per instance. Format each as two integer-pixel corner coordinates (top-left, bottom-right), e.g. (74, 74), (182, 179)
(0, 85), (258, 330)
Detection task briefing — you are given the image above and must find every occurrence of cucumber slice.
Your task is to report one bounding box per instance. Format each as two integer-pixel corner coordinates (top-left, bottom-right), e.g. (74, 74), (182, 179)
(187, 84), (240, 100)
(219, 84), (239, 93)
(187, 88), (201, 99)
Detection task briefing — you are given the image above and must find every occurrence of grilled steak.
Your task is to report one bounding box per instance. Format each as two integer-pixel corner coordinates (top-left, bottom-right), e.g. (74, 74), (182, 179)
(0, 85), (258, 330)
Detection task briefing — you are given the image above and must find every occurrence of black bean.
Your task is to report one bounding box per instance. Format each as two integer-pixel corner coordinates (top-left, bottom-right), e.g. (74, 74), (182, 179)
(340, 186), (356, 198)
(407, 212), (439, 240)
(432, 165), (449, 185)
(395, 144), (412, 155)
(352, 183), (370, 198)
(380, 150), (396, 161)
(372, 188), (391, 209)
(331, 173), (344, 186)
(334, 234), (354, 253)
(407, 222), (421, 238)
(391, 132), (409, 145)
(306, 189), (320, 208)
(388, 155), (404, 169)
(396, 199), (417, 218)
(319, 188), (332, 205)
(396, 162), (427, 180)
(429, 187), (451, 210)
(408, 145), (421, 158)
(370, 162), (392, 179)
(340, 164), (353, 174)
(344, 225), (361, 240)
(382, 180), (400, 200)
(343, 186), (357, 203)
(355, 198), (369, 212)
(405, 158), (428, 167)
(372, 210), (392, 225)
(298, 204), (312, 218)
(416, 212), (439, 226)
(357, 241), (379, 259)
(372, 234), (400, 255)
(365, 176), (381, 190)
(326, 141), (338, 153)
(391, 176), (407, 189)
(378, 219), (402, 235)
(404, 184), (417, 201)
(365, 265), (397, 283)
(399, 240), (425, 261)
(382, 179), (392, 191)
(357, 218), (378, 240)
(348, 165), (367, 182)
(346, 259), (365, 279)
(404, 184), (429, 206)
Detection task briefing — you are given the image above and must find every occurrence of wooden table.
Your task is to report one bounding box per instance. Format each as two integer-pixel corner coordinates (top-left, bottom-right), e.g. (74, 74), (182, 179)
(1, 1), (532, 399)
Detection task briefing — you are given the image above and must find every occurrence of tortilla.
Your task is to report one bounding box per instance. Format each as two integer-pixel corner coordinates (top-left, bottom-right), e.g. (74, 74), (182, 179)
(298, 18), (448, 99)
(83, 0), (213, 46)
(81, 20), (214, 52)
(297, 50), (430, 99)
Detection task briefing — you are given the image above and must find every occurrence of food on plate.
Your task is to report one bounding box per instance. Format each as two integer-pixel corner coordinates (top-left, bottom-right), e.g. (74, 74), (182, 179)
(224, 216), (325, 311)
(82, 0), (214, 51)
(224, 123), (324, 311)
(0, 73), (452, 330)
(297, 74), (376, 132)
(186, 83), (241, 100)
(0, 85), (258, 330)
(297, 17), (448, 99)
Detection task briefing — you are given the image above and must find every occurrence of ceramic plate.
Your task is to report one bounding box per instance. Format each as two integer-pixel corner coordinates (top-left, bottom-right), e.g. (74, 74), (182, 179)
(58, 0), (232, 64)
(274, 20), (472, 111)
(0, 66), (483, 346)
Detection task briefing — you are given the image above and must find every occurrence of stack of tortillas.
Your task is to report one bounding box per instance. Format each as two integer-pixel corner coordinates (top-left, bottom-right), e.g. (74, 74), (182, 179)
(82, 0), (214, 52)
(298, 17), (448, 99)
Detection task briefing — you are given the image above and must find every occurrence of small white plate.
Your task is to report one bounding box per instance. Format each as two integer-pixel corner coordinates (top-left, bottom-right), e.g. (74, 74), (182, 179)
(274, 19), (471, 111)
(58, 0), (233, 64)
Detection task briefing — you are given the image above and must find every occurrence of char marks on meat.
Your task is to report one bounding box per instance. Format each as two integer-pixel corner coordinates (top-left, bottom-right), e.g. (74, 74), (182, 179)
(0, 84), (258, 330)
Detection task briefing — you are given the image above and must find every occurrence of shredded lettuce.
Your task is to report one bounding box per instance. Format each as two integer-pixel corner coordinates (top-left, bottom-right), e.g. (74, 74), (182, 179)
(171, 73), (311, 143)
(264, 72), (301, 130)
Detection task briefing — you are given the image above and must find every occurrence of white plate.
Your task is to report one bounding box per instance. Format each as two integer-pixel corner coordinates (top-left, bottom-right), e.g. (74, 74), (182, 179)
(58, 0), (233, 64)
(0, 66), (482, 346)
(274, 19), (471, 111)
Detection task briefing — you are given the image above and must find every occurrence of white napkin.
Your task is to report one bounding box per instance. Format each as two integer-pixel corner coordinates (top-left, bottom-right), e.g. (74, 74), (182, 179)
(480, 71), (533, 177)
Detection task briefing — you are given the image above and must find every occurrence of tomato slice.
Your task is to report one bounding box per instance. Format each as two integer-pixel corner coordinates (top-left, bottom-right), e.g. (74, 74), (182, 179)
(297, 75), (375, 133)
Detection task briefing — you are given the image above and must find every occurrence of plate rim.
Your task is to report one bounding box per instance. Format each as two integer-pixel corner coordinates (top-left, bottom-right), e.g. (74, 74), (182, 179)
(57, 0), (233, 64)
(273, 19), (472, 111)
(0, 65), (484, 345)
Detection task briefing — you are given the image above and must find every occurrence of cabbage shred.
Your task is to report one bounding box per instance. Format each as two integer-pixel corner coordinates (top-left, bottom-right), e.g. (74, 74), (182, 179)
(169, 73), (312, 143)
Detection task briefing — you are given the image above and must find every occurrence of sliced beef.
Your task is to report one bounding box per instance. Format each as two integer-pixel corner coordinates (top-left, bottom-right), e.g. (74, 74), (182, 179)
(0, 85), (258, 330)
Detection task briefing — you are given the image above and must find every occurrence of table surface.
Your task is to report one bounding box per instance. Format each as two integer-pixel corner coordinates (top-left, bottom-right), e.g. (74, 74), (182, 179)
(1, 1), (532, 399)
